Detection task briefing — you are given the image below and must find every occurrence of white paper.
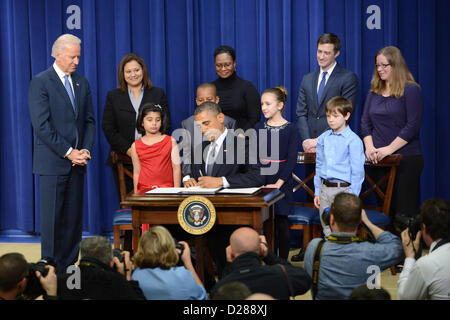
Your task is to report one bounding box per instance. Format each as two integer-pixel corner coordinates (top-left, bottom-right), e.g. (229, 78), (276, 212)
(217, 187), (261, 194)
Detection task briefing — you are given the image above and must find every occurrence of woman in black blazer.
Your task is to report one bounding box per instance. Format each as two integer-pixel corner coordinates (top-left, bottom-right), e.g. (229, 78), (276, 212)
(102, 53), (171, 196)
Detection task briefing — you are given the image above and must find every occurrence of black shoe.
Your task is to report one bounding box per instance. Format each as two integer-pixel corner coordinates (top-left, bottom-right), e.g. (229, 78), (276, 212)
(291, 249), (304, 262)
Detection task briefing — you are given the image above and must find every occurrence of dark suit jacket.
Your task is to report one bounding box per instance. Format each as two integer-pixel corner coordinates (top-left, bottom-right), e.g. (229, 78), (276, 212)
(28, 66), (96, 175)
(101, 87), (170, 165)
(190, 130), (264, 188)
(180, 114), (236, 176)
(296, 64), (358, 142)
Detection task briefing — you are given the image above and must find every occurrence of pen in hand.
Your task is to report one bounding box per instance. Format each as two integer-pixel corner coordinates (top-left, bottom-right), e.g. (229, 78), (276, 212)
(199, 169), (204, 177)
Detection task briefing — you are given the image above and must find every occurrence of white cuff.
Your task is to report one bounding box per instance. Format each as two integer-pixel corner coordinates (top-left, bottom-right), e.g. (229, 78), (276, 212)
(222, 177), (230, 188)
(64, 147), (73, 158)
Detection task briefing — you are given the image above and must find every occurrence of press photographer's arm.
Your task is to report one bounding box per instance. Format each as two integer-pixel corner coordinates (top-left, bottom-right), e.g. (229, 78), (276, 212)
(360, 209), (384, 240)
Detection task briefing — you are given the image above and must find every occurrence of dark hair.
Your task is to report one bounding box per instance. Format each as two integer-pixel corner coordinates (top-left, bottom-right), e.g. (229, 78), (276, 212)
(420, 198), (450, 240)
(317, 33), (341, 53)
(194, 101), (222, 116)
(0, 253), (29, 291)
(197, 82), (217, 93)
(349, 284), (391, 300)
(117, 53), (153, 92)
(136, 102), (168, 135)
(214, 45), (236, 61)
(262, 86), (288, 112)
(330, 192), (362, 231)
(326, 96), (353, 117)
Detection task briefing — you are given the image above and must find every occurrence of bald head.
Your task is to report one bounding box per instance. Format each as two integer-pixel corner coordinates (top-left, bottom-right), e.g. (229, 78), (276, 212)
(230, 227), (261, 257)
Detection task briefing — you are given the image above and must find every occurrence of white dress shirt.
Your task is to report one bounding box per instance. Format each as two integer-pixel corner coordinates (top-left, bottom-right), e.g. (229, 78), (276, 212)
(397, 240), (450, 300)
(316, 61), (337, 92)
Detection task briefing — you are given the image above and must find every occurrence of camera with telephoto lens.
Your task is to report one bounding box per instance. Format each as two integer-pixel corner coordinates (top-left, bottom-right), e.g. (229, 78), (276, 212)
(23, 257), (56, 299)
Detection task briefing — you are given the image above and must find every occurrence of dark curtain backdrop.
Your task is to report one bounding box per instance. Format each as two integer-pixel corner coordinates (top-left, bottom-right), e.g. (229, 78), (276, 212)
(1, 0), (449, 236)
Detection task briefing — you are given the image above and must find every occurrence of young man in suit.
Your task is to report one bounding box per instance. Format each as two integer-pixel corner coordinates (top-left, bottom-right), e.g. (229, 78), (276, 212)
(296, 33), (359, 153)
(183, 101), (264, 278)
(28, 34), (96, 273)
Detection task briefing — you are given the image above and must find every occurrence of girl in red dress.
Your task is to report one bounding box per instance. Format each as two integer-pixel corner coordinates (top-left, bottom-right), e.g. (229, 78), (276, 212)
(130, 103), (181, 231)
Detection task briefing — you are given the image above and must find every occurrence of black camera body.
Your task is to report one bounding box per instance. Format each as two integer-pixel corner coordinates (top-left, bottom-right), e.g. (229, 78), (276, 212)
(112, 248), (125, 264)
(23, 257), (56, 299)
(408, 216), (421, 241)
(175, 242), (184, 256)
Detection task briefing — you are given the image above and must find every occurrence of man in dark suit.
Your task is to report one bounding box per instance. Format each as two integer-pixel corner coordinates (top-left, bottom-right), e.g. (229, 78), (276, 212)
(179, 82), (236, 177)
(28, 34), (96, 273)
(296, 33), (358, 152)
(183, 101), (264, 277)
(183, 102), (263, 189)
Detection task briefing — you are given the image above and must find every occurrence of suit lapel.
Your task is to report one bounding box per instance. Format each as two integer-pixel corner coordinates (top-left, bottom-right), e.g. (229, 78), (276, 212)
(311, 70), (320, 110)
(49, 68), (77, 118)
(319, 64), (341, 107)
(119, 89), (138, 114)
(71, 73), (81, 118)
(210, 132), (233, 177)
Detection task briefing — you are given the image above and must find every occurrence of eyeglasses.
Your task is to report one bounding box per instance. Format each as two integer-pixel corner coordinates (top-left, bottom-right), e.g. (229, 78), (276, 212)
(375, 63), (391, 69)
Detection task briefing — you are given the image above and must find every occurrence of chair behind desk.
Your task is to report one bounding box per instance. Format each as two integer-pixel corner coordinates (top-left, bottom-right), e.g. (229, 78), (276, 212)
(360, 154), (403, 227)
(111, 151), (134, 249)
(289, 152), (322, 252)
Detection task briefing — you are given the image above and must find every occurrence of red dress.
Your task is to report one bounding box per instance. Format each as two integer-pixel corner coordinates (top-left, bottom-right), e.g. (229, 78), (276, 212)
(135, 135), (174, 233)
(135, 135), (174, 191)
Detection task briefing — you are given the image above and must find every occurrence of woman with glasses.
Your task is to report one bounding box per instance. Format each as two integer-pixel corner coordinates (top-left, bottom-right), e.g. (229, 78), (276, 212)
(212, 45), (260, 131)
(361, 46), (424, 223)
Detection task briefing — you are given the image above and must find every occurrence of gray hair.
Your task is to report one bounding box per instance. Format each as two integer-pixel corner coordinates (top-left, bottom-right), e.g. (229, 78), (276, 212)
(51, 34), (81, 57)
(80, 236), (113, 265)
(194, 101), (222, 116)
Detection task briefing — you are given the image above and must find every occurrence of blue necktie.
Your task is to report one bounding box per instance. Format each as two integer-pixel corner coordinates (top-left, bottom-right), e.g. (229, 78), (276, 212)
(64, 75), (79, 147)
(317, 71), (328, 104)
(64, 75), (77, 116)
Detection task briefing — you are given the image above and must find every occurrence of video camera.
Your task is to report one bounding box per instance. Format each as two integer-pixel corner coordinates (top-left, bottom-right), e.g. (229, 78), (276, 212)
(23, 257), (57, 299)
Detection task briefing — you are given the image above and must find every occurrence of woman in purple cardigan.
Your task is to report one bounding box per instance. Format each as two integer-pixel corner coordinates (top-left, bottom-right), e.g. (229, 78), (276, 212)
(361, 46), (424, 222)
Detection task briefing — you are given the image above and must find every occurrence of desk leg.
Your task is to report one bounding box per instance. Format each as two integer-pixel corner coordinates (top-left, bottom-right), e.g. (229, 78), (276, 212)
(132, 209), (141, 252)
(263, 206), (275, 252)
(194, 236), (205, 284)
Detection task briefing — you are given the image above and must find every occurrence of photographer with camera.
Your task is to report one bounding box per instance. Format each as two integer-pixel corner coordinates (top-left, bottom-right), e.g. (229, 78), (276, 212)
(131, 225), (207, 300)
(57, 236), (145, 300)
(397, 198), (450, 300)
(210, 227), (311, 300)
(304, 192), (403, 300)
(0, 253), (57, 300)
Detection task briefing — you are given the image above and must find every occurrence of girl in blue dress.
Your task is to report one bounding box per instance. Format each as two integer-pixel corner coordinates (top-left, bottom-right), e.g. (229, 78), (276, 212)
(255, 86), (299, 259)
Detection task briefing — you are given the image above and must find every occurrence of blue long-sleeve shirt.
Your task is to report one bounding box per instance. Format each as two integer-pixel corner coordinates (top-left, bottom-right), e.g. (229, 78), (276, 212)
(314, 126), (365, 196)
(304, 231), (403, 300)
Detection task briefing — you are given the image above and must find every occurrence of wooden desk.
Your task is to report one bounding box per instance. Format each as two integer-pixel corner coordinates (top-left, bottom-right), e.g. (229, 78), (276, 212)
(122, 188), (284, 281)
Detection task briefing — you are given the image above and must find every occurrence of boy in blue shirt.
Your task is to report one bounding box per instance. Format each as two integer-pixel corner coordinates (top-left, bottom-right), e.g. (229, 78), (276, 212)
(314, 96), (365, 236)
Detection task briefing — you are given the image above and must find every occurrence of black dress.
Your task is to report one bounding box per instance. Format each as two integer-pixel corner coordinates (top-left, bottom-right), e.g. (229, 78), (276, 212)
(213, 72), (261, 131)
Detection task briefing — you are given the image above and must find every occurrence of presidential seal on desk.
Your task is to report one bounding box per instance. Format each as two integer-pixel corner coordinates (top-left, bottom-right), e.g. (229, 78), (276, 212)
(177, 196), (216, 235)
